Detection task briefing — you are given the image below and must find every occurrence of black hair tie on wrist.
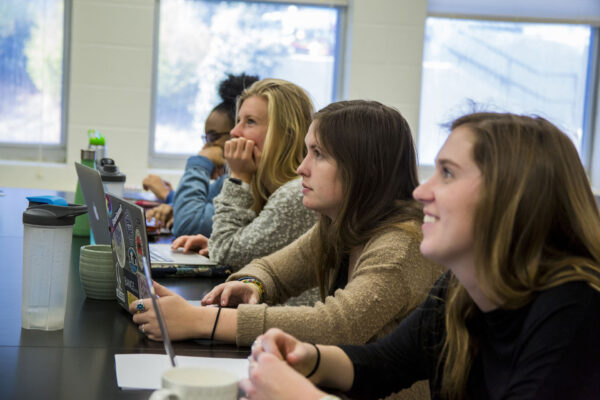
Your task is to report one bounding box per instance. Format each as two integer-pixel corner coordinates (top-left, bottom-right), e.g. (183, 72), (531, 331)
(305, 343), (321, 379)
(210, 305), (222, 341)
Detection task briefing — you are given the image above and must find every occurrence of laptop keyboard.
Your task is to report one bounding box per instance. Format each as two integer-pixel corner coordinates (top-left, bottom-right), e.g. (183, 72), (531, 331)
(149, 248), (173, 263)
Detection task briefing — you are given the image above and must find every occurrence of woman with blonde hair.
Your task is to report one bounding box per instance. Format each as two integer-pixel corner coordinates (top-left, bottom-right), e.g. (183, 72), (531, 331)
(242, 112), (600, 400)
(146, 73), (259, 235)
(172, 78), (318, 268)
(131, 101), (442, 391)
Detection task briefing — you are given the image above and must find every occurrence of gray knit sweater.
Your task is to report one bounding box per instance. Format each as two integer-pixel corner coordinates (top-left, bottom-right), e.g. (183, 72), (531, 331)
(228, 221), (444, 347)
(208, 178), (318, 269)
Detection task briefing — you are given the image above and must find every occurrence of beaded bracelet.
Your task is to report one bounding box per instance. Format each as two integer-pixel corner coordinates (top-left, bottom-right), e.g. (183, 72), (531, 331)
(237, 277), (265, 300)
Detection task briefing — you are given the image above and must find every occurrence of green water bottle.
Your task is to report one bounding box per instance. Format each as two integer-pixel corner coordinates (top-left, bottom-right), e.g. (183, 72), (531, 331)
(88, 129), (106, 168)
(72, 149), (96, 237)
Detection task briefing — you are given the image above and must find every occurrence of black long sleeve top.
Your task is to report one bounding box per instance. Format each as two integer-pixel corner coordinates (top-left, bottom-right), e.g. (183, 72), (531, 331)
(341, 273), (600, 399)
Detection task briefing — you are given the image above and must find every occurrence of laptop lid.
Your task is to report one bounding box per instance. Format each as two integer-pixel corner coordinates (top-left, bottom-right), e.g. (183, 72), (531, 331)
(106, 193), (151, 309)
(74, 162), (111, 245)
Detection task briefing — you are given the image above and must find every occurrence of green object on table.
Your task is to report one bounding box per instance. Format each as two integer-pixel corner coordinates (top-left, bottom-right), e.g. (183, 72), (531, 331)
(73, 149), (96, 237)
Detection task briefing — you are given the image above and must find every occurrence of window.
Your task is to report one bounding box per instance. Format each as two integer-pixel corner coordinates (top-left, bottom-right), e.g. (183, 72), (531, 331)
(0, 0), (67, 161)
(152, 0), (342, 158)
(418, 17), (594, 166)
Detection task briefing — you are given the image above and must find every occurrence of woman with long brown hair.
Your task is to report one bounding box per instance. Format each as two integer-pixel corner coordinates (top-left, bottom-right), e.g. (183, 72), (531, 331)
(242, 112), (600, 400)
(130, 101), (441, 375)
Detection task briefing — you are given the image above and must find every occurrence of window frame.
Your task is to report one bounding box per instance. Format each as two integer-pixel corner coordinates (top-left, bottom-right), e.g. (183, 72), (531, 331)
(0, 0), (72, 163)
(417, 13), (600, 185)
(148, 0), (348, 169)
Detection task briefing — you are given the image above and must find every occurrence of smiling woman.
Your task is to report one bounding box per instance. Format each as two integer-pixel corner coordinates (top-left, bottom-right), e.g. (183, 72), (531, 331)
(241, 112), (600, 400)
(413, 125), (483, 299)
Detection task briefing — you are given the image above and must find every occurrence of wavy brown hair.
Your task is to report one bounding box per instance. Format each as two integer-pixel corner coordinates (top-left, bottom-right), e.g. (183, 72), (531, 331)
(439, 112), (600, 399)
(311, 100), (423, 299)
(237, 79), (314, 213)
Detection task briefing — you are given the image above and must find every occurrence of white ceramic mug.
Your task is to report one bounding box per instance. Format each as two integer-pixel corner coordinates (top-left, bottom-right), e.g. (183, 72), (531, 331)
(149, 367), (238, 400)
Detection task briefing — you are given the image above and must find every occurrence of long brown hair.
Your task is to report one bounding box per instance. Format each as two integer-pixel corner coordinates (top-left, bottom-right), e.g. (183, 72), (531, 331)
(440, 112), (600, 399)
(237, 79), (314, 213)
(311, 100), (423, 299)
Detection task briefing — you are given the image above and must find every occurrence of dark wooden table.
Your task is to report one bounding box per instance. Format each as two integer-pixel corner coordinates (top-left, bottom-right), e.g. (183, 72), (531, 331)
(0, 187), (248, 400)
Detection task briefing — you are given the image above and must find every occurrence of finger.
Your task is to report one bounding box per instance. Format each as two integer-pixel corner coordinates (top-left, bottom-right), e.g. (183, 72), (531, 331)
(146, 331), (163, 341)
(251, 336), (265, 359)
(224, 140), (232, 158)
(248, 292), (259, 304)
(130, 298), (146, 315)
(286, 342), (313, 366)
(201, 287), (219, 305)
(220, 285), (232, 306)
(153, 281), (174, 296)
(171, 236), (186, 249)
(183, 239), (194, 252)
(242, 140), (255, 160)
(132, 308), (153, 324)
(198, 248), (209, 257)
(237, 139), (251, 158)
(202, 283), (225, 305)
(238, 379), (255, 399)
(260, 334), (285, 360)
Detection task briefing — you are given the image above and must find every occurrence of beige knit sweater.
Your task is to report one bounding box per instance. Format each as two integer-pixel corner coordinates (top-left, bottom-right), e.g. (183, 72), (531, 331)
(228, 221), (443, 347)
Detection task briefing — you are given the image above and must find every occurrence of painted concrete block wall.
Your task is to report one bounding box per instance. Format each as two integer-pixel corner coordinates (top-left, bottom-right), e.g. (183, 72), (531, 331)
(346, 0), (427, 138)
(0, 0), (427, 191)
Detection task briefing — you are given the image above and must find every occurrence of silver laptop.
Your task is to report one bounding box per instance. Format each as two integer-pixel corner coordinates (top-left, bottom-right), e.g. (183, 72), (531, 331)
(75, 162), (217, 268)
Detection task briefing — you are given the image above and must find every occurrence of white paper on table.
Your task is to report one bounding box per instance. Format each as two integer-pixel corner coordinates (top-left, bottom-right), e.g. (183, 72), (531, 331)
(114, 354), (249, 390)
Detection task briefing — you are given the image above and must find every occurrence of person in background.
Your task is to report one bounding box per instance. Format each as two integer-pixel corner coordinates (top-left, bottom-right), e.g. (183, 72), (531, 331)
(171, 78), (319, 270)
(131, 101), (443, 400)
(241, 112), (600, 400)
(144, 73), (259, 233)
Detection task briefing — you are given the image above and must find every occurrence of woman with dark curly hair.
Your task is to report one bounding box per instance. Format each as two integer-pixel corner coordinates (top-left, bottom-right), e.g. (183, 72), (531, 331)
(144, 73), (259, 235)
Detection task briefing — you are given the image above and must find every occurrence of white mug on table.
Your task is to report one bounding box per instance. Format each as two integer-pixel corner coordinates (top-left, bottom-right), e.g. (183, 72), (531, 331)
(149, 367), (238, 400)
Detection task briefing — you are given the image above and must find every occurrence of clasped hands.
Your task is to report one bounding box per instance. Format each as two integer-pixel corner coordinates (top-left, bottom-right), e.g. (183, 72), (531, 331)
(239, 329), (327, 400)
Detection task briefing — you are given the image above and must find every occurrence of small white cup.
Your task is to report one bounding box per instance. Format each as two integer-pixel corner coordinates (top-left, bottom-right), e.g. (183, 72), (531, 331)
(149, 367), (238, 400)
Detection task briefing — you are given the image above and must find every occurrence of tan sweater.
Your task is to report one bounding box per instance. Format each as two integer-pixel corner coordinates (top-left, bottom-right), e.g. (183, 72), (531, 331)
(228, 221), (443, 347)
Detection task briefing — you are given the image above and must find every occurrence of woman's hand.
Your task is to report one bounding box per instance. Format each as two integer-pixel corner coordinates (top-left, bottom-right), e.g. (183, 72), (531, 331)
(142, 174), (173, 201)
(224, 138), (262, 184)
(249, 329), (319, 377)
(240, 352), (326, 400)
(171, 234), (209, 257)
(146, 204), (174, 229)
(201, 281), (260, 307)
(129, 282), (212, 341)
(198, 144), (226, 178)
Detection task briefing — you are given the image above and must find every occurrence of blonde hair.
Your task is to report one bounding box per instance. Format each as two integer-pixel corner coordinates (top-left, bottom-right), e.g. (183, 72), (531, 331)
(237, 79), (314, 213)
(439, 113), (600, 399)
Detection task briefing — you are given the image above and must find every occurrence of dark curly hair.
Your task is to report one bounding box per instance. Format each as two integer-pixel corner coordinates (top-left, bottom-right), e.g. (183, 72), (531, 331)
(212, 73), (259, 125)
